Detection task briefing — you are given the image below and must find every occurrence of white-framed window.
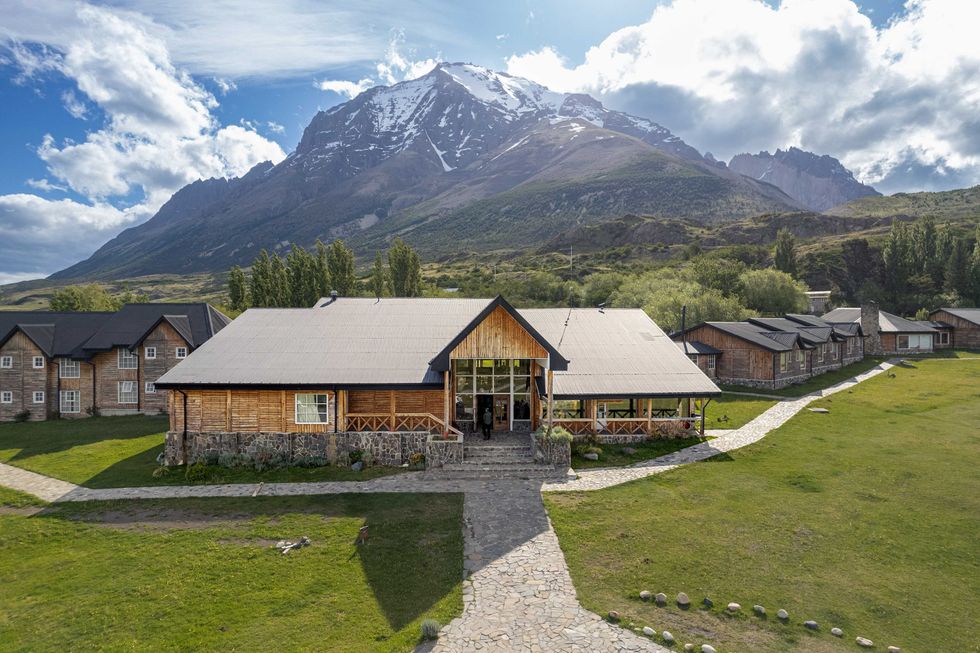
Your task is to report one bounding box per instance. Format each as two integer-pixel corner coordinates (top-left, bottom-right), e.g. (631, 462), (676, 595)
(118, 381), (138, 404)
(295, 393), (331, 424)
(937, 331), (950, 345)
(145, 382), (156, 394)
(779, 352), (788, 373)
(33, 391), (45, 404)
(118, 349), (138, 369)
(175, 346), (188, 359)
(706, 355), (716, 371)
(32, 356), (45, 369)
(1, 391), (12, 404)
(897, 334), (932, 350)
(59, 358), (80, 378)
(60, 390), (80, 414)
(145, 346), (157, 359)
(797, 350), (804, 364)
(0, 355), (11, 368)
(687, 354), (698, 363)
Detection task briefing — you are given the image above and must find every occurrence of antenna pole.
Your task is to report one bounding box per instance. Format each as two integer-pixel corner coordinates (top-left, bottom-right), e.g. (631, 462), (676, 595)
(681, 305), (687, 344)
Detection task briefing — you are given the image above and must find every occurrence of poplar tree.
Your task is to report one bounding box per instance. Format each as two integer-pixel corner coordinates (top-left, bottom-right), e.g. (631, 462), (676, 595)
(388, 238), (422, 297)
(370, 250), (389, 297)
(773, 228), (798, 277)
(327, 240), (357, 296)
(268, 252), (289, 307)
(249, 250), (272, 307)
(228, 265), (249, 311)
(314, 240), (331, 298)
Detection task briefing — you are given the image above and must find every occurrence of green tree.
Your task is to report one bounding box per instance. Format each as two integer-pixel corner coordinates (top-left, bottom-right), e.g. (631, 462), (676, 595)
(944, 237), (972, 298)
(388, 238), (422, 297)
(327, 240), (357, 296)
(248, 250), (272, 307)
(610, 270), (748, 331)
(970, 225), (980, 304)
(228, 265), (249, 311)
(49, 284), (119, 311)
(773, 228), (798, 277)
(370, 250), (389, 297)
(286, 246), (320, 307)
(268, 252), (289, 307)
(882, 221), (914, 304)
(738, 268), (809, 315)
(582, 272), (624, 306)
(690, 257), (746, 297)
(314, 240), (331, 298)
(114, 287), (149, 308)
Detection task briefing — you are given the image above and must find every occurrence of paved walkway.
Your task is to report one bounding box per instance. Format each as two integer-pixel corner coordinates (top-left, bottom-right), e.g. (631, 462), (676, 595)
(0, 360), (898, 653)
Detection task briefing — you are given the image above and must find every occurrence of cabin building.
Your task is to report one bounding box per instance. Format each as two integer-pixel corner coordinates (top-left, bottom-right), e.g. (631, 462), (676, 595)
(0, 304), (228, 421)
(822, 306), (936, 355)
(156, 296), (720, 468)
(928, 308), (980, 350)
(672, 314), (864, 389)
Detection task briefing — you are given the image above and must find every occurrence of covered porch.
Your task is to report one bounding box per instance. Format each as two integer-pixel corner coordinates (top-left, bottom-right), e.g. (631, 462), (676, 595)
(541, 396), (712, 438)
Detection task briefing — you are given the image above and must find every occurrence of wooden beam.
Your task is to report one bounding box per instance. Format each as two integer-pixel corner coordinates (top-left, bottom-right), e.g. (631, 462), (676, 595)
(225, 389), (232, 431)
(280, 390), (286, 432)
(389, 390), (396, 432)
(591, 399), (598, 435)
(546, 368), (554, 434)
(646, 398), (652, 433)
(443, 371), (450, 436)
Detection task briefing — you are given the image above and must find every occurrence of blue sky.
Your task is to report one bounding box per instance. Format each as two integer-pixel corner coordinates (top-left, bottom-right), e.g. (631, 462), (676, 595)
(0, 0), (976, 283)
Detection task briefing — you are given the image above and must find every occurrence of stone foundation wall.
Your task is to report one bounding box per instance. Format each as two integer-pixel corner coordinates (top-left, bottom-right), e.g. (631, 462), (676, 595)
(425, 435), (463, 468)
(534, 434), (571, 470)
(810, 361), (842, 377)
(165, 430), (428, 467)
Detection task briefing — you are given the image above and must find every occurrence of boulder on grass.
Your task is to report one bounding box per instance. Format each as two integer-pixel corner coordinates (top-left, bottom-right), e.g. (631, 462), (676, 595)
(677, 592), (691, 608)
(856, 637), (874, 648)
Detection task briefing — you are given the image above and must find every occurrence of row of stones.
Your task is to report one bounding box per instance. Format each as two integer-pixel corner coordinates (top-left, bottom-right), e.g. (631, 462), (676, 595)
(634, 591), (901, 652)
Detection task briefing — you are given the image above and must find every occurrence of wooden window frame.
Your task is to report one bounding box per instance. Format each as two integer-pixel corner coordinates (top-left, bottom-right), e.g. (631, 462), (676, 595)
(118, 381), (138, 404)
(60, 390), (80, 414)
(59, 359), (81, 379)
(295, 393), (331, 424)
(118, 349), (138, 370)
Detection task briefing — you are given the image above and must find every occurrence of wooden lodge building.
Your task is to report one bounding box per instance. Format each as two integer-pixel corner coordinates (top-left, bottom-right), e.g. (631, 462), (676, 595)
(928, 308), (980, 350)
(821, 306), (940, 355)
(156, 296), (720, 468)
(0, 304), (229, 421)
(672, 314), (865, 390)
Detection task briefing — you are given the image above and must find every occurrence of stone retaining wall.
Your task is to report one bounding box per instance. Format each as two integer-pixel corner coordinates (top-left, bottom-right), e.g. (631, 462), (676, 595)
(534, 434), (571, 470)
(165, 430), (428, 467)
(425, 435), (463, 468)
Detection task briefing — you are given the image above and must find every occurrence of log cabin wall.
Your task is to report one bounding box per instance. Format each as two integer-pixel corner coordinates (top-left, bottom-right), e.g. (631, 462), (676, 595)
(171, 389), (338, 433)
(450, 306), (548, 360)
(347, 389), (443, 415)
(93, 349), (139, 414)
(682, 326), (776, 384)
(0, 332), (48, 421)
(930, 310), (980, 349)
(54, 358), (95, 419)
(140, 322), (191, 414)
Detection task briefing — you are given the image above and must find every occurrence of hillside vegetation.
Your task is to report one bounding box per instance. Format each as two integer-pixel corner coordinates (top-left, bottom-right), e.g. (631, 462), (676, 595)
(828, 184), (980, 220)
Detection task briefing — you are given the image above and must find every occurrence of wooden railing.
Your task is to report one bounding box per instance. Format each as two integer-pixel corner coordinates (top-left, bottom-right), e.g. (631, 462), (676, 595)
(345, 412), (462, 436)
(550, 416), (700, 437)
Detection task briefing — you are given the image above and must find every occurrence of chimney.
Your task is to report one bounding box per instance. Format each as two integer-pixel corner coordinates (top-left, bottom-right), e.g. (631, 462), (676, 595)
(318, 290), (339, 308)
(860, 302), (882, 355)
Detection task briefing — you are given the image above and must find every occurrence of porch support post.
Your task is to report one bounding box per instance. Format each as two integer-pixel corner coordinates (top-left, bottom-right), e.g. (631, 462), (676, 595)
(546, 367), (554, 434)
(389, 391), (396, 432)
(591, 399), (598, 435)
(443, 371), (450, 437)
(646, 398), (652, 434)
(700, 398), (709, 437)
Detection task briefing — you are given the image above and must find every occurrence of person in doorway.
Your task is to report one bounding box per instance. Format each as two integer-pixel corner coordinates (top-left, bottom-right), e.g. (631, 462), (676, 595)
(482, 406), (493, 440)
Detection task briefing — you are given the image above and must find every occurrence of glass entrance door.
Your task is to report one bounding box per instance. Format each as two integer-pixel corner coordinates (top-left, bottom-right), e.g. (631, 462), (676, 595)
(493, 395), (509, 431)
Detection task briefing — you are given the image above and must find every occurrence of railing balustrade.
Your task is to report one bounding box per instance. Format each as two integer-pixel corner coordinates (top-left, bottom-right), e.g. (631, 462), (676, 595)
(345, 412), (461, 436)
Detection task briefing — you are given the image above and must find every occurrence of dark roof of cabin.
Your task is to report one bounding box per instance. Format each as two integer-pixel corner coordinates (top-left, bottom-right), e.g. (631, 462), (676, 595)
(675, 340), (721, 355)
(82, 303), (229, 352)
(930, 307), (980, 326)
(698, 322), (801, 352)
(157, 299), (720, 397)
(0, 304), (228, 359)
(822, 307), (936, 333)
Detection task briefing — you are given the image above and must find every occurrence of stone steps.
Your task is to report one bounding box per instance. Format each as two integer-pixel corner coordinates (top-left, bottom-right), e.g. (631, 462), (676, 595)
(424, 462), (560, 480)
(463, 448), (534, 462)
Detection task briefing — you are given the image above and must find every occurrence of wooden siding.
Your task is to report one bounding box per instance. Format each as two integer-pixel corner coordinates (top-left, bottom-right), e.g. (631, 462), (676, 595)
(450, 306), (548, 360)
(171, 389), (338, 433)
(930, 310), (980, 349)
(93, 349), (139, 412)
(681, 326), (777, 382)
(0, 332), (48, 421)
(347, 389), (443, 415)
(140, 322), (191, 413)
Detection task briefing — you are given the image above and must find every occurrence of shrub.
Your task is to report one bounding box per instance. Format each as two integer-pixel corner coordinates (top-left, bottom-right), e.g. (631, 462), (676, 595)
(203, 451), (220, 466)
(420, 619), (441, 641)
(185, 461), (209, 482)
(534, 425), (573, 444)
(348, 449), (363, 464)
(218, 453), (249, 468)
(151, 465), (171, 478)
(360, 451), (374, 467)
(13, 410), (31, 423)
(408, 452), (425, 468)
(294, 455), (329, 468)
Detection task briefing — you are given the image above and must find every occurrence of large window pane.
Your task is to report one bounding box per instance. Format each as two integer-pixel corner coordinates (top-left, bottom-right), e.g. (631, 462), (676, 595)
(296, 393), (330, 424)
(454, 394), (474, 421)
(494, 376), (511, 393)
(493, 359), (510, 376)
(477, 375), (494, 393)
(456, 374), (474, 393)
(455, 359), (473, 375)
(513, 359), (530, 375)
(513, 376), (530, 393)
(513, 394), (531, 419)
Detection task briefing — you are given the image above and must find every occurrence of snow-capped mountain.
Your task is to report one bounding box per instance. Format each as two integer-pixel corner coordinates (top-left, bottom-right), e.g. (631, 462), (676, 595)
(52, 63), (797, 280)
(728, 147), (879, 212)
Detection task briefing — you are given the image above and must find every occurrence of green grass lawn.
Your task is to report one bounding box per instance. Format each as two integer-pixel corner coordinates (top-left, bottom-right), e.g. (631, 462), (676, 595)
(0, 492), (463, 652)
(0, 415), (403, 488)
(709, 395), (777, 429)
(0, 486), (45, 509)
(546, 359), (980, 653)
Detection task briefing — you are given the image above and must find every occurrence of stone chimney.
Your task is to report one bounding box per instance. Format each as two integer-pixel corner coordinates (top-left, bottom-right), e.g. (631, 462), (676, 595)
(860, 302), (882, 355)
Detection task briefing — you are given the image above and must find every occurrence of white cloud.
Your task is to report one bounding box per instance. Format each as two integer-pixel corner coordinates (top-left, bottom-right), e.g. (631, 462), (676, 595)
(0, 2), (286, 279)
(506, 0), (980, 192)
(375, 31), (440, 85)
(267, 121), (285, 134)
(61, 89), (88, 119)
(317, 78), (374, 99)
(25, 178), (67, 193)
(213, 77), (237, 94)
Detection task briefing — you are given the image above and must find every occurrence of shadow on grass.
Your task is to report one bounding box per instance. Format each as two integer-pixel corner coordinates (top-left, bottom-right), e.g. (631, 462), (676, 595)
(0, 415), (167, 464)
(39, 492), (465, 632)
(83, 444), (165, 488)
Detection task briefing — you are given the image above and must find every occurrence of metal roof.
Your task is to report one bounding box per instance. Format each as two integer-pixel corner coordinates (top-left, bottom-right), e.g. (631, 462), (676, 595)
(156, 298), (495, 387)
(0, 312), (112, 358)
(83, 303), (227, 351)
(699, 321), (798, 352)
(821, 307), (936, 333)
(157, 300), (720, 397)
(521, 308), (720, 398)
(931, 307), (980, 327)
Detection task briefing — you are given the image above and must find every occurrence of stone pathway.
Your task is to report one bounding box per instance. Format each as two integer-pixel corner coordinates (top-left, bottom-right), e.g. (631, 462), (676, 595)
(0, 359), (900, 653)
(428, 481), (668, 653)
